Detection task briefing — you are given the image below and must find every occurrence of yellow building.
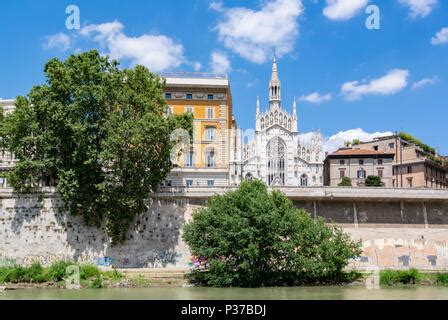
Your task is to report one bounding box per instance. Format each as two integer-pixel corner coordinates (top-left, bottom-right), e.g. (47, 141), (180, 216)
(162, 73), (236, 187)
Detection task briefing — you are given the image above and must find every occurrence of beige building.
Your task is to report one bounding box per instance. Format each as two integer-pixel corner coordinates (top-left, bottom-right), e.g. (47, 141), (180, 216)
(354, 135), (448, 189)
(161, 73), (236, 187)
(324, 148), (395, 187)
(0, 99), (17, 187)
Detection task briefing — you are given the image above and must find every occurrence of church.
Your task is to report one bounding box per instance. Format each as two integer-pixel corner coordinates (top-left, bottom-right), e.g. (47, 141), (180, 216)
(229, 57), (324, 187)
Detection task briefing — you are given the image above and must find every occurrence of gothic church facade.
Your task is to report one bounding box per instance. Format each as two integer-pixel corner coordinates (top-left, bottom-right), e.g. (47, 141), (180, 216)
(230, 57), (324, 187)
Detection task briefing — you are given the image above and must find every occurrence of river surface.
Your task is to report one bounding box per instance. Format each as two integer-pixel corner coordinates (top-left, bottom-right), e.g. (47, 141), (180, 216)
(1, 286), (448, 300)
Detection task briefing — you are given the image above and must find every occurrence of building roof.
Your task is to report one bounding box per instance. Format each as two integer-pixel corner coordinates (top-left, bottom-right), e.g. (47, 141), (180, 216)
(161, 73), (229, 88)
(329, 148), (395, 157)
(0, 99), (15, 105)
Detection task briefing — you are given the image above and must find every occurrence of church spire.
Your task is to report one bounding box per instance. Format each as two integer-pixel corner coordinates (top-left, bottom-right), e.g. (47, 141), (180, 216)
(271, 55), (279, 81)
(269, 55), (281, 110)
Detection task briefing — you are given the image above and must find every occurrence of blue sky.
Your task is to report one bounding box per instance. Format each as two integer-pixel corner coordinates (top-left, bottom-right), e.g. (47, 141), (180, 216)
(1, 0), (447, 153)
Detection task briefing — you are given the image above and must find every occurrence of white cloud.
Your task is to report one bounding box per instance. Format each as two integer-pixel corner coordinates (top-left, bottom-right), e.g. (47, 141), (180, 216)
(209, 1), (224, 12)
(323, 129), (393, 153)
(79, 20), (124, 42)
(210, 51), (231, 75)
(211, 0), (304, 64)
(299, 92), (332, 104)
(44, 33), (71, 52)
(323, 0), (368, 21)
(298, 132), (318, 145)
(247, 82), (255, 88)
(412, 77), (438, 90)
(431, 27), (448, 45)
(192, 62), (202, 71)
(80, 20), (189, 72)
(398, 0), (437, 19)
(341, 69), (410, 101)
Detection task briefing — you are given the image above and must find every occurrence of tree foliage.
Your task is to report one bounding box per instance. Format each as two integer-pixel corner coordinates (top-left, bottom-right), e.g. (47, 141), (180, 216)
(0, 50), (192, 244)
(338, 177), (353, 187)
(183, 180), (362, 287)
(364, 175), (384, 187)
(398, 132), (436, 155)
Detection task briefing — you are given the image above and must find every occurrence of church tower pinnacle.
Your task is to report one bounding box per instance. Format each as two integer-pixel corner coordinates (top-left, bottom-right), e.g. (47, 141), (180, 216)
(269, 55), (281, 110)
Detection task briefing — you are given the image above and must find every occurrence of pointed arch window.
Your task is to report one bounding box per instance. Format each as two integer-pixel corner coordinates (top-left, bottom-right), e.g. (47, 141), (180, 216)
(300, 174), (308, 187)
(267, 137), (286, 186)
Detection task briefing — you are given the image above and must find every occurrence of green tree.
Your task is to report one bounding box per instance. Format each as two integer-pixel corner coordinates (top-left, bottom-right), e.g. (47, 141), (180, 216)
(0, 50), (192, 243)
(365, 175), (384, 187)
(183, 180), (362, 287)
(338, 177), (352, 187)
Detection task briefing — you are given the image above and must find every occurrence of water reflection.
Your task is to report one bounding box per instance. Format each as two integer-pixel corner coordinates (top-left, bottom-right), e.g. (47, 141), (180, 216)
(1, 286), (448, 300)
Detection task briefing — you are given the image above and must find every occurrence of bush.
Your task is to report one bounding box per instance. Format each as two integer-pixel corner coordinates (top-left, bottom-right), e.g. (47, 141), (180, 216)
(0, 263), (47, 283)
(183, 180), (362, 287)
(0, 261), (115, 288)
(436, 273), (448, 286)
(0, 267), (22, 284)
(338, 177), (352, 187)
(80, 264), (101, 280)
(380, 269), (420, 286)
(103, 269), (124, 281)
(25, 263), (47, 283)
(365, 176), (384, 187)
(89, 276), (103, 289)
(46, 261), (72, 282)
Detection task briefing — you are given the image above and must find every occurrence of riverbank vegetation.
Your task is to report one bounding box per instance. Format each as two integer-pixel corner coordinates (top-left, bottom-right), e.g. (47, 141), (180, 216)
(380, 269), (448, 287)
(183, 180), (363, 287)
(0, 261), (123, 289)
(380, 269), (420, 286)
(0, 50), (193, 244)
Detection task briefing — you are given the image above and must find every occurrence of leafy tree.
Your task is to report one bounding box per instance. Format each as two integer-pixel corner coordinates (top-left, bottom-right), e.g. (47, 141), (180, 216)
(338, 177), (352, 187)
(183, 180), (362, 287)
(352, 139), (360, 145)
(0, 50), (192, 243)
(365, 175), (384, 187)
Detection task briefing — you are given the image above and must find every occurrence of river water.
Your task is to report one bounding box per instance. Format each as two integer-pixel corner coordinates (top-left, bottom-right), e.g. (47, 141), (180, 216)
(1, 286), (448, 300)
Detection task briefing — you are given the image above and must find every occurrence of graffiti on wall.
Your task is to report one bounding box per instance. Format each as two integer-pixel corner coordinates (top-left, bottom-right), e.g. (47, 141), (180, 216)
(350, 238), (448, 270)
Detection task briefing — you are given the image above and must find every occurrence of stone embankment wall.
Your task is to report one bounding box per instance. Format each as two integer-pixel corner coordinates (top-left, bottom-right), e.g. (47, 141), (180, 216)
(1, 187), (447, 270)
